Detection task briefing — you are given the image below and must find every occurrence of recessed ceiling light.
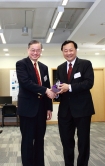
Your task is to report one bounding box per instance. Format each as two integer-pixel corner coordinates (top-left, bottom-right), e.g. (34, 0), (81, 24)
(42, 48), (44, 51)
(77, 48), (79, 51)
(95, 53), (100, 55)
(5, 53), (10, 56)
(3, 48), (8, 51)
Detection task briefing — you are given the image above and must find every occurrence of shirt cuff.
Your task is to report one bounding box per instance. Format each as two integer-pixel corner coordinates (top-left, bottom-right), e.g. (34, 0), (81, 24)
(69, 84), (72, 92)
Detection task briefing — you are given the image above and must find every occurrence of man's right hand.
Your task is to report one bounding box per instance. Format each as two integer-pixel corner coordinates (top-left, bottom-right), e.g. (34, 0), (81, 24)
(46, 88), (56, 99)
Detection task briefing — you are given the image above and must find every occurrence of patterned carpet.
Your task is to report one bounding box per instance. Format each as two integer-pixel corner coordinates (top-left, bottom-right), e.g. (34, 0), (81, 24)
(0, 122), (105, 166)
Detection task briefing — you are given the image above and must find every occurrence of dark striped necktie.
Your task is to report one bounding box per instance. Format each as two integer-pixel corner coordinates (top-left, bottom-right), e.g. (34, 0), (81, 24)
(68, 63), (72, 81)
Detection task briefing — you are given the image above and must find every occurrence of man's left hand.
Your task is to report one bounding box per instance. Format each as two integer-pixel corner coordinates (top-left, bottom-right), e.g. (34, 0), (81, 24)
(47, 110), (52, 120)
(57, 83), (69, 94)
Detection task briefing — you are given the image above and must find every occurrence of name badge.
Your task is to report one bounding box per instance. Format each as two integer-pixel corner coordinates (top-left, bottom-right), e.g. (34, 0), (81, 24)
(44, 75), (47, 82)
(74, 72), (81, 79)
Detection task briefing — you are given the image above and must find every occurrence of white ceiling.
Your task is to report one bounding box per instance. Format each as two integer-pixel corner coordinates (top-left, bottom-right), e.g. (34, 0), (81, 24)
(0, 0), (105, 57)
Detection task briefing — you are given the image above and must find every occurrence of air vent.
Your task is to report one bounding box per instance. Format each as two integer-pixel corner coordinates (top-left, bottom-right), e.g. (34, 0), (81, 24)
(22, 27), (28, 36)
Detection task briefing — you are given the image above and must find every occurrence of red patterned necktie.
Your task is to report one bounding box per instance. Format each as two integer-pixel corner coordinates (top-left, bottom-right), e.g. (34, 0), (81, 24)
(68, 63), (72, 81)
(34, 63), (41, 85)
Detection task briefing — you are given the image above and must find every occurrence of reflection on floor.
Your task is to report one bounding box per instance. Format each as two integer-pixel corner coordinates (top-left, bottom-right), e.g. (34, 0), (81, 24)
(0, 122), (105, 166)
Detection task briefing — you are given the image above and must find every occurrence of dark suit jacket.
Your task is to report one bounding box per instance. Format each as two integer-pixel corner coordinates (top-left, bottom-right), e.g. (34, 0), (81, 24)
(16, 57), (52, 117)
(56, 57), (95, 118)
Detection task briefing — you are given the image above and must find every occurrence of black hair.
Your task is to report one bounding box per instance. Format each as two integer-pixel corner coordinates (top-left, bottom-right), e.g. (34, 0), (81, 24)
(61, 40), (78, 51)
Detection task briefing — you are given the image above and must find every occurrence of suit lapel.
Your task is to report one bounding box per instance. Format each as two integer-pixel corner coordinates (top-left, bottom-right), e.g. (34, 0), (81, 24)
(62, 59), (80, 83)
(38, 61), (44, 85)
(26, 57), (38, 83)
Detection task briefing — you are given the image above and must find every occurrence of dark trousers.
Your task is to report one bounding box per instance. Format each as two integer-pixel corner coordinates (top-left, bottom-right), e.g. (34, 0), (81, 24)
(19, 103), (47, 166)
(58, 109), (91, 166)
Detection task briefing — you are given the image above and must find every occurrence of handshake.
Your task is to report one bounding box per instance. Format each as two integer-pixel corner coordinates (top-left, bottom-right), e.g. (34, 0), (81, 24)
(46, 80), (61, 99)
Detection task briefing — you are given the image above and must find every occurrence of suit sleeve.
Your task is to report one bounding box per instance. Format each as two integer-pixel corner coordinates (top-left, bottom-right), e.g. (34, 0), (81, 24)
(45, 67), (53, 111)
(71, 60), (94, 93)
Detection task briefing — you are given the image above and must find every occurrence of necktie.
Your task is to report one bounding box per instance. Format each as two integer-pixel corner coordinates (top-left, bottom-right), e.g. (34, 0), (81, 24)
(68, 63), (72, 81)
(34, 63), (41, 85)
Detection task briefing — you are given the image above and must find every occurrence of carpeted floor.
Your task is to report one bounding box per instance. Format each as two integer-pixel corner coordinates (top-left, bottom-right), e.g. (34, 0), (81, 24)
(0, 122), (105, 166)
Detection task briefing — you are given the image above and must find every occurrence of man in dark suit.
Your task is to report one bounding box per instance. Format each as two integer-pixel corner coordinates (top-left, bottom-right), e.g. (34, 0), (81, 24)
(16, 40), (55, 166)
(56, 40), (95, 166)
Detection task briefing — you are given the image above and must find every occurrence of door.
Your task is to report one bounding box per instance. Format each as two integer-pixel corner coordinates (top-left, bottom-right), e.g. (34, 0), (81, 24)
(91, 68), (105, 122)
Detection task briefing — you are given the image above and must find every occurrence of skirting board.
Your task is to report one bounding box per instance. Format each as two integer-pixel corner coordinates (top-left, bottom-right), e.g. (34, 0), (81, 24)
(46, 121), (58, 125)
(0, 121), (58, 126)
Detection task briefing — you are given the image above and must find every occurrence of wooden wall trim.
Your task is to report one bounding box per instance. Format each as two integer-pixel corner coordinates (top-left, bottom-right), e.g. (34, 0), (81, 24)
(46, 121), (58, 125)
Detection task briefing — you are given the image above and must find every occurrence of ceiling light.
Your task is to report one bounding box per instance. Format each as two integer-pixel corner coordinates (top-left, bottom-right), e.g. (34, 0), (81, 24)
(51, 6), (64, 29)
(95, 53), (99, 55)
(0, 29), (6, 44)
(3, 48), (8, 52)
(62, 0), (69, 6)
(5, 53), (10, 56)
(46, 28), (54, 43)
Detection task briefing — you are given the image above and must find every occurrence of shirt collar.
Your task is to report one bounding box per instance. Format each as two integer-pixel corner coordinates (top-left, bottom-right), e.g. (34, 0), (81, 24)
(67, 57), (76, 67)
(30, 58), (38, 66)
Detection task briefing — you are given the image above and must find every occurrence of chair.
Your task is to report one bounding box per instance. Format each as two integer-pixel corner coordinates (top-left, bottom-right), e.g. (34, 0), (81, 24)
(2, 105), (18, 127)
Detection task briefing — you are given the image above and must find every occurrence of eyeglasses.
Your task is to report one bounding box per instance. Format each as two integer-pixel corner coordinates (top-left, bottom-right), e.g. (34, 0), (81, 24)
(29, 49), (41, 53)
